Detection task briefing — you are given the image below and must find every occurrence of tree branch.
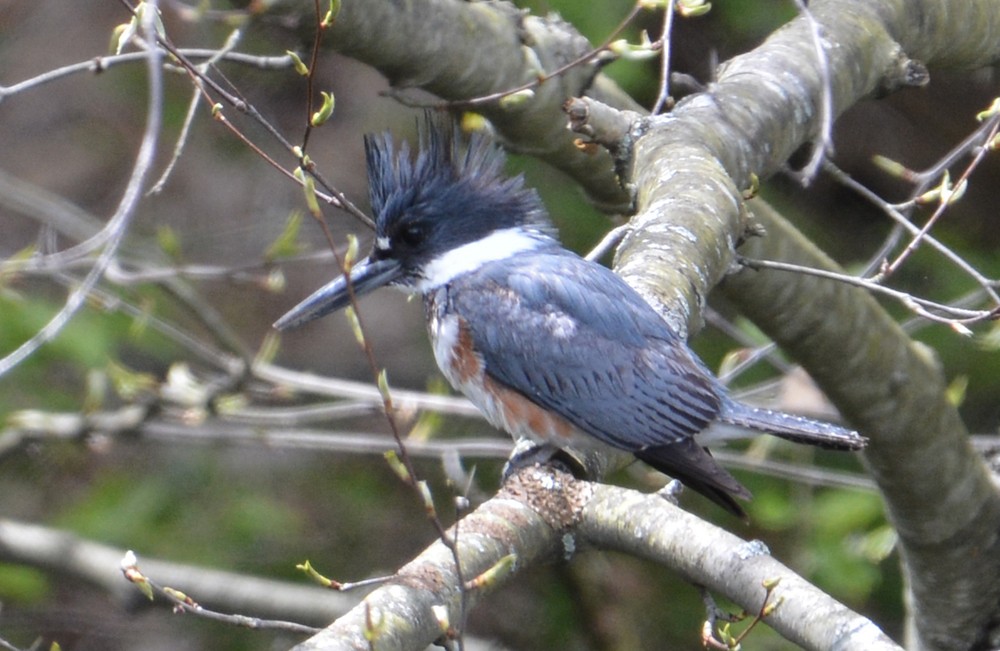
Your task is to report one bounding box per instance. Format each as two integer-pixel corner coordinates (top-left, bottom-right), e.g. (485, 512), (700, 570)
(612, 0), (1000, 333)
(291, 465), (897, 651)
(720, 202), (1000, 651)
(274, 0), (639, 210)
(580, 5), (1000, 644)
(0, 518), (356, 626)
(579, 483), (900, 651)
(261, 1), (1000, 648)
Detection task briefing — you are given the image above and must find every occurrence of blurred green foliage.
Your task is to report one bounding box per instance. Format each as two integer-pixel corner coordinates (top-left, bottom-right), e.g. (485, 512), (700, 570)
(0, 563), (50, 604)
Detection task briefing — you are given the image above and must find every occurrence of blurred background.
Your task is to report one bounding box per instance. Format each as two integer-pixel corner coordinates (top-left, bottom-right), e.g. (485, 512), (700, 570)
(1, 1), (999, 649)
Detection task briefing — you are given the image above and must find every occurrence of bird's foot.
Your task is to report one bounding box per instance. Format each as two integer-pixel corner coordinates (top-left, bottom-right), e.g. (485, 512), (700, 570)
(656, 478), (685, 505)
(502, 439), (586, 483)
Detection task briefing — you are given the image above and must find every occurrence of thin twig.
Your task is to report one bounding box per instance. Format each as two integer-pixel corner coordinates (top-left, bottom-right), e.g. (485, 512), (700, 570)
(584, 224), (630, 261)
(117, 0), (372, 227)
(0, 4), (164, 378)
(148, 28), (246, 195)
(0, 50), (291, 101)
(823, 161), (1000, 305)
(739, 256), (998, 326)
(879, 113), (1000, 278)
(120, 553), (320, 635)
(436, 0), (648, 110)
(298, 0), (326, 153)
(651, 0), (676, 115)
(785, 0), (835, 184)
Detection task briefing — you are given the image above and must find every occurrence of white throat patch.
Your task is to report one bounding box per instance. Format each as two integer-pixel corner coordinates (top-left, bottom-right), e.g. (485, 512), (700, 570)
(414, 228), (546, 291)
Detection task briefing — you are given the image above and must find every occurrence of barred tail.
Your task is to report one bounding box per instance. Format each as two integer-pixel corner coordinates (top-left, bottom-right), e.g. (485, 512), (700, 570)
(719, 400), (867, 450)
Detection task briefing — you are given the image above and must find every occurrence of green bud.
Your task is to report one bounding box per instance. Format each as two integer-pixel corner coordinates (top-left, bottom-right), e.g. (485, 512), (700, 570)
(466, 554), (517, 590)
(417, 480), (436, 517)
(265, 211), (304, 261)
(344, 306), (365, 346)
(344, 233), (360, 269)
(156, 225), (182, 261)
(120, 550), (154, 601)
(300, 172), (321, 217)
(384, 450), (411, 484)
(871, 154), (909, 178)
(286, 50), (310, 76)
(677, 0), (712, 17)
(498, 89), (535, 109)
(297, 559), (334, 587)
(946, 374), (969, 404)
(311, 91), (335, 126)
(976, 97), (1000, 121)
(377, 368), (391, 402)
(111, 23), (131, 55)
(107, 360), (158, 401)
(762, 596), (784, 617)
(163, 587), (191, 604)
(608, 37), (659, 61)
(363, 604), (385, 642)
(253, 331), (281, 367)
(431, 604), (451, 635)
(321, 0), (342, 28)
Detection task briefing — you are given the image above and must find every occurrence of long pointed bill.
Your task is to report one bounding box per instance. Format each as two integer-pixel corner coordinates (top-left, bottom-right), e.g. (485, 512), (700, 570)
(273, 257), (403, 330)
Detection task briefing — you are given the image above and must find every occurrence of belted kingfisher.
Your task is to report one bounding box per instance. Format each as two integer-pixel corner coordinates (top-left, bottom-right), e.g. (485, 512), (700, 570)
(274, 116), (866, 516)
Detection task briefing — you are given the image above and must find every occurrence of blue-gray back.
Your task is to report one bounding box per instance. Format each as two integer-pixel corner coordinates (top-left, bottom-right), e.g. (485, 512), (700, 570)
(439, 247), (723, 452)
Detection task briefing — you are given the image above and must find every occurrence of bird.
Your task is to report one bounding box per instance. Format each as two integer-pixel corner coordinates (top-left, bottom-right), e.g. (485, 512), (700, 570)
(273, 115), (867, 516)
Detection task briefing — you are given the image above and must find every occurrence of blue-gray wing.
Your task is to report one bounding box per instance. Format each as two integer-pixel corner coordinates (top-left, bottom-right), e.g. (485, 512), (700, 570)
(444, 250), (723, 451)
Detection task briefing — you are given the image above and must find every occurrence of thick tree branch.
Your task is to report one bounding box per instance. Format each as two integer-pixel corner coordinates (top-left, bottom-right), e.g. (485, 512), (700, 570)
(292, 465), (896, 651)
(579, 483), (899, 651)
(291, 465), (590, 650)
(602, 2), (1000, 649)
(253, 1), (1000, 648)
(720, 203), (1000, 651)
(275, 0), (639, 210)
(615, 0), (1000, 332)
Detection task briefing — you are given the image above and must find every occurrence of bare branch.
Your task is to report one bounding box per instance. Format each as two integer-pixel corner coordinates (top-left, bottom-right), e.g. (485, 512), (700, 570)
(579, 483), (899, 651)
(0, 519), (357, 626)
(293, 466), (897, 651)
(285, 0), (633, 210)
(0, 5), (164, 377)
(721, 200), (1000, 651)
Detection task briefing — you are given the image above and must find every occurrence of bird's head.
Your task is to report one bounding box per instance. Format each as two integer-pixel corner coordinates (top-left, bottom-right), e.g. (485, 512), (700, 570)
(274, 115), (554, 330)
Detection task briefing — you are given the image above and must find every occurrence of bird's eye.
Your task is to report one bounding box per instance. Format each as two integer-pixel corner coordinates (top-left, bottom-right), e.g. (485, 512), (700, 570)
(398, 223), (425, 247)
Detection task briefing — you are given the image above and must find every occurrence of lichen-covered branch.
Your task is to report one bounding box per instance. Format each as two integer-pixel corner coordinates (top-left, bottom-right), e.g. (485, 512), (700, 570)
(615, 0), (1000, 333)
(290, 466), (590, 651)
(579, 483), (900, 651)
(261, 1), (1000, 649)
(271, 0), (638, 210)
(720, 203), (1000, 651)
(604, 2), (1000, 649)
(291, 466), (896, 651)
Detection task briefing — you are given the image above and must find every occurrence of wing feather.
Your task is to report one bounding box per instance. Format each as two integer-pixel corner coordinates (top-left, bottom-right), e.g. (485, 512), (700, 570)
(444, 250), (723, 451)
